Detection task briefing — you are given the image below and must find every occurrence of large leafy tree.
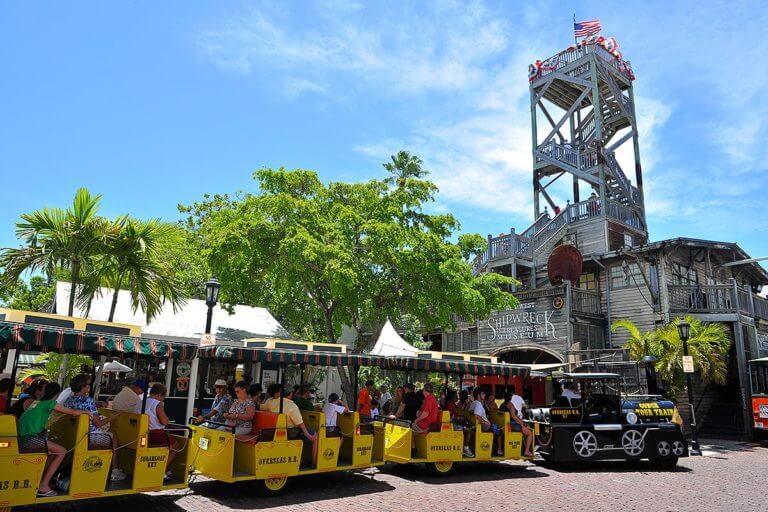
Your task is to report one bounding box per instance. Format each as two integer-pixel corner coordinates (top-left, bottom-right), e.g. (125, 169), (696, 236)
(80, 218), (187, 322)
(613, 316), (730, 396)
(0, 188), (108, 316)
(183, 154), (518, 398)
(0, 276), (55, 312)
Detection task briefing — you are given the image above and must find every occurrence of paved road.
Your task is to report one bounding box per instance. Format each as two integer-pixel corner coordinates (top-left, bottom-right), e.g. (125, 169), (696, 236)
(22, 439), (768, 512)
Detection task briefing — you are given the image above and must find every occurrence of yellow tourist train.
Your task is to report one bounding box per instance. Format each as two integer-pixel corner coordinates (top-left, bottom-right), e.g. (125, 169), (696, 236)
(0, 310), (546, 509)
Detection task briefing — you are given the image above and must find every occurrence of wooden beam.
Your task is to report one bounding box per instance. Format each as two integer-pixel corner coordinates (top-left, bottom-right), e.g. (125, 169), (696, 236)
(541, 88), (592, 147)
(533, 151), (602, 186)
(538, 101), (566, 143)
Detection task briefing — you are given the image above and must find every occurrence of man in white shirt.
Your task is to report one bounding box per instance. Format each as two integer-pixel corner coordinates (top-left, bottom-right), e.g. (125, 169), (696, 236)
(112, 379), (147, 413)
(322, 393), (348, 436)
(378, 385), (392, 413)
(510, 386), (526, 418)
(561, 381), (581, 406)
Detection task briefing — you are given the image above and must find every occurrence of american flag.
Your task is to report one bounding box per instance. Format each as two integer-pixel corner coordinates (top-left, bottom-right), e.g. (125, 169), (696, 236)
(574, 19), (601, 38)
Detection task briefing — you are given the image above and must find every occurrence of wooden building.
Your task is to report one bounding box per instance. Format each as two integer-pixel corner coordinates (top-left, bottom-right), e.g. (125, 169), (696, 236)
(444, 41), (768, 437)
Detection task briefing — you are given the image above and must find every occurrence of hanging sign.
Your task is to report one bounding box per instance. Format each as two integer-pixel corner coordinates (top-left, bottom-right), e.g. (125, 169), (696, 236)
(682, 356), (694, 374)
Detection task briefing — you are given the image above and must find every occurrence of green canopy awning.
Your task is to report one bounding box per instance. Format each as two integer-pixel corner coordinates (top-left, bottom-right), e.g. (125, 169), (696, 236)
(388, 356), (530, 377)
(0, 321), (194, 360)
(198, 345), (385, 367)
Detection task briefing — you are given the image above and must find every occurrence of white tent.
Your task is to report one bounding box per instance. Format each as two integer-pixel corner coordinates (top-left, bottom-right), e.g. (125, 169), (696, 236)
(99, 361), (134, 373)
(369, 320), (419, 356)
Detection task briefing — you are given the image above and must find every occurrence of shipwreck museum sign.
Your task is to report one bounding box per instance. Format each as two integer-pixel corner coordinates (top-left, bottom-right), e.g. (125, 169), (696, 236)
(478, 291), (569, 354)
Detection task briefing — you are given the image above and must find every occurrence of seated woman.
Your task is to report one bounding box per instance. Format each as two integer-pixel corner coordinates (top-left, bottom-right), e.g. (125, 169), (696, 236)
(222, 381), (256, 440)
(18, 382), (91, 497)
(145, 383), (178, 481)
(500, 391), (534, 457)
(10, 378), (47, 418)
(64, 374), (126, 481)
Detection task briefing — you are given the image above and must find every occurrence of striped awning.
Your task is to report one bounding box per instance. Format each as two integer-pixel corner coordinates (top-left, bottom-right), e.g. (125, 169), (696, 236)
(198, 345), (386, 367)
(388, 356), (530, 377)
(0, 321), (195, 360)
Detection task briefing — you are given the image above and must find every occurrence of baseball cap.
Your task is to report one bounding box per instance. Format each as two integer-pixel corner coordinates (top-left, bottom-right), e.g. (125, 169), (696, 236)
(132, 379), (147, 391)
(214, 379), (228, 387)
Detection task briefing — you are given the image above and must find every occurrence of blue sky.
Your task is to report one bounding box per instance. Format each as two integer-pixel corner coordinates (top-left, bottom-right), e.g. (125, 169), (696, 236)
(2, 1), (768, 263)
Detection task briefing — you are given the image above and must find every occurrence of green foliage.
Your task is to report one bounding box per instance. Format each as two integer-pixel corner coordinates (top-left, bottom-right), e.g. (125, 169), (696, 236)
(181, 155), (519, 348)
(0, 276), (55, 312)
(1, 188), (191, 323)
(612, 316), (730, 397)
(79, 218), (187, 321)
(0, 188), (109, 316)
(19, 353), (95, 385)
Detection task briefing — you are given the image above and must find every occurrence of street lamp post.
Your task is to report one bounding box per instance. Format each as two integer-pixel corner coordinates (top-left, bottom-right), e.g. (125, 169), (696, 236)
(204, 277), (221, 335)
(678, 319), (701, 456)
(186, 277), (221, 423)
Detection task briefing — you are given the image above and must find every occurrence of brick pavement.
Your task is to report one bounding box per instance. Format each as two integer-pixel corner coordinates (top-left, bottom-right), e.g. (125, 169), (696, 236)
(19, 440), (768, 512)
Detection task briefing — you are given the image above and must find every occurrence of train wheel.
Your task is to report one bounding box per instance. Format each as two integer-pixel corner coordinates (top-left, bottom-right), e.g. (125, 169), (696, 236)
(428, 461), (455, 476)
(649, 457), (678, 470)
(257, 476), (289, 495)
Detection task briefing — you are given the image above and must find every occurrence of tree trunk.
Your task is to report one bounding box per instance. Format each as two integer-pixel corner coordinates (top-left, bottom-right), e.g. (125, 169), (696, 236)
(323, 308), (354, 403)
(108, 274), (123, 322)
(67, 261), (80, 316)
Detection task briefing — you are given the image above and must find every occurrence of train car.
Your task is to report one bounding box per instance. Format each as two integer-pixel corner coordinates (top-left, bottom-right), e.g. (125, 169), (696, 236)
(387, 352), (534, 475)
(530, 372), (687, 468)
(187, 344), (397, 494)
(749, 357), (768, 437)
(0, 317), (195, 510)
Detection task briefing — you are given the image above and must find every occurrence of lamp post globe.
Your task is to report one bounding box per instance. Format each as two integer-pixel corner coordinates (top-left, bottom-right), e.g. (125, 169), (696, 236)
(204, 277), (221, 335)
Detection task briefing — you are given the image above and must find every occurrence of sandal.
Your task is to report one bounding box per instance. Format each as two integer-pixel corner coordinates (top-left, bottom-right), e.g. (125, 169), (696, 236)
(37, 489), (58, 498)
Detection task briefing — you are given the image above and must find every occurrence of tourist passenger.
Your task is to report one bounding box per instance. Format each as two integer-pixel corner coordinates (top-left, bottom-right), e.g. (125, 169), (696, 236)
(370, 399), (380, 418)
(562, 381), (581, 406)
(145, 383), (178, 480)
(322, 393), (348, 436)
(0, 378), (12, 413)
(484, 389), (499, 412)
(18, 382), (90, 497)
(412, 383), (439, 433)
(64, 374), (126, 481)
(389, 386), (404, 416)
(10, 379), (47, 418)
(195, 379), (232, 425)
(111, 378), (147, 414)
(509, 385), (526, 418)
(400, 383), (422, 421)
(379, 385), (392, 413)
(471, 387), (503, 456)
(261, 384), (318, 466)
(457, 389), (474, 457)
(248, 383), (263, 407)
(222, 381), (256, 438)
(444, 389), (458, 418)
(501, 391), (534, 457)
(293, 385), (315, 412)
(357, 379), (375, 418)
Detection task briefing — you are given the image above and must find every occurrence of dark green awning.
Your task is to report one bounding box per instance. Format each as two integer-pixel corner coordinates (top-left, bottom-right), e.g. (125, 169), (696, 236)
(388, 356), (530, 377)
(198, 345), (385, 367)
(0, 321), (194, 360)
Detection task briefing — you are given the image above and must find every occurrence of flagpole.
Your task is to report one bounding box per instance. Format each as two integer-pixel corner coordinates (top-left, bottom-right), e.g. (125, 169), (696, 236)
(573, 13), (578, 45)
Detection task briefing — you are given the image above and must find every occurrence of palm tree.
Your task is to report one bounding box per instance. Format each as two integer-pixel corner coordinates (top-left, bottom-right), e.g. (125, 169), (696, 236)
(612, 316), (730, 396)
(80, 218), (187, 322)
(18, 353), (94, 384)
(383, 151), (428, 186)
(0, 188), (108, 316)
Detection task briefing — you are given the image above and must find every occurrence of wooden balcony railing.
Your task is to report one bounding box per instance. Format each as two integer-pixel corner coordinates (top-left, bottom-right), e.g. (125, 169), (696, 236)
(572, 288), (601, 315)
(668, 283), (768, 321)
(533, 43), (634, 83)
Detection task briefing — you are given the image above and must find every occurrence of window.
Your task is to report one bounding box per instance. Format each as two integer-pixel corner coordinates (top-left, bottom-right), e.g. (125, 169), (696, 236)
(444, 329), (478, 353)
(610, 262), (643, 289)
(578, 272), (597, 291)
(623, 233), (633, 248)
(463, 329), (478, 353)
(672, 262), (698, 286)
(444, 332), (460, 352)
(573, 323), (606, 350)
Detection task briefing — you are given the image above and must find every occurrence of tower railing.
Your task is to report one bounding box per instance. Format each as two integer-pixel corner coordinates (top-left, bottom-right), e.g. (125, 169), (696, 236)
(533, 43), (634, 83)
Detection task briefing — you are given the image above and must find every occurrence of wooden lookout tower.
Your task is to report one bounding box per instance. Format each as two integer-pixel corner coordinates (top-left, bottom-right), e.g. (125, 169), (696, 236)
(473, 41), (650, 289)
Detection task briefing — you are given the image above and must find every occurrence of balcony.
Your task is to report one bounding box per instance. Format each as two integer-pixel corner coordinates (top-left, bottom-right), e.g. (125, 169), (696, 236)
(668, 284), (768, 321)
(531, 42), (635, 85)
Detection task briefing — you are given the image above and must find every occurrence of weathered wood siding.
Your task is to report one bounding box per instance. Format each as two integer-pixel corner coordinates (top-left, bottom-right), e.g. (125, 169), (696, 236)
(566, 217), (606, 256)
(602, 257), (657, 346)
